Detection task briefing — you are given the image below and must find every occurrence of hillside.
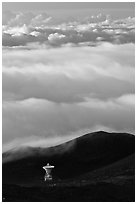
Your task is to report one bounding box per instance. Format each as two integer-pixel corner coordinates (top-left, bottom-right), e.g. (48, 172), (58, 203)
(3, 131), (135, 186)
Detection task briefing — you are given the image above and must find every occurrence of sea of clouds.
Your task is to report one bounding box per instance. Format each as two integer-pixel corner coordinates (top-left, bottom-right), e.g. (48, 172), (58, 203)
(2, 11), (135, 152)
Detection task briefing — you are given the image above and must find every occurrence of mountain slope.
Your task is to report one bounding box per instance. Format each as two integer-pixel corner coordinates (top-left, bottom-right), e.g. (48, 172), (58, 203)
(2, 131), (135, 186)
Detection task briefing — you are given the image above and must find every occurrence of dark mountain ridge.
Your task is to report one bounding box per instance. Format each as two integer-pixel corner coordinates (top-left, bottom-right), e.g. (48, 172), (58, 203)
(3, 131), (135, 186)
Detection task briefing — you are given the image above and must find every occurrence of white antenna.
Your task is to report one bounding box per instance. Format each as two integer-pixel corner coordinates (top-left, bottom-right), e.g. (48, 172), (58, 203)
(42, 163), (54, 181)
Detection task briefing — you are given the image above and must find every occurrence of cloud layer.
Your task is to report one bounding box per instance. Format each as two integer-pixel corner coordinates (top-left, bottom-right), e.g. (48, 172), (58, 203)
(2, 10), (135, 151)
(3, 43), (135, 151)
(2, 11), (135, 47)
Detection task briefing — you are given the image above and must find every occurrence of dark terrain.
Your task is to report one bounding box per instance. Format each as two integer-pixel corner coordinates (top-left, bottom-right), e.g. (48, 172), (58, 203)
(2, 131), (135, 202)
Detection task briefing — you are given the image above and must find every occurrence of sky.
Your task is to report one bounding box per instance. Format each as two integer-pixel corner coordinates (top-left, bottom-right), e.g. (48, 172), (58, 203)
(2, 2), (135, 152)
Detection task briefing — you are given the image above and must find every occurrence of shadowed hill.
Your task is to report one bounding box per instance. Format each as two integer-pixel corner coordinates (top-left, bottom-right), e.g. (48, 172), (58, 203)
(2, 131), (135, 186)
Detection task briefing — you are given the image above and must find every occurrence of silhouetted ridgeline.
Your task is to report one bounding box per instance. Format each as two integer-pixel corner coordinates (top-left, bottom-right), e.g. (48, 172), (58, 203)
(3, 131), (135, 186)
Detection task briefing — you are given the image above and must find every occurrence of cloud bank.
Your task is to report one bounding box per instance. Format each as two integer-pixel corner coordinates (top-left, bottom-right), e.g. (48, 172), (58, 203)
(2, 10), (135, 152)
(2, 11), (135, 47)
(3, 43), (135, 151)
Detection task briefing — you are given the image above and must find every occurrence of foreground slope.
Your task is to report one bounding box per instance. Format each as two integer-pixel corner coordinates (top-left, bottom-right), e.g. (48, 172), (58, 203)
(3, 153), (135, 201)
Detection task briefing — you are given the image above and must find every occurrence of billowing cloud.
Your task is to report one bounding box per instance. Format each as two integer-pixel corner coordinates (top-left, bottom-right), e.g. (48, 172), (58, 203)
(2, 8), (135, 151)
(3, 43), (134, 102)
(2, 42), (135, 151)
(3, 95), (134, 152)
(2, 11), (135, 47)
